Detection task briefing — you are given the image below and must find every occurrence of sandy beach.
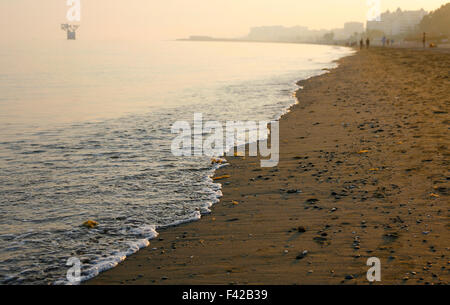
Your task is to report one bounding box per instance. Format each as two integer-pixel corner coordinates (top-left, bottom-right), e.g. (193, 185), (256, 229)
(88, 47), (449, 285)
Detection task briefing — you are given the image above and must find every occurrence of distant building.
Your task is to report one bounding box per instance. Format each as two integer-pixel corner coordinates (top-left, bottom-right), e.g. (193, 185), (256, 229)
(246, 22), (365, 43)
(247, 26), (314, 42)
(367, 8), (427, 36)
(344, 22), (365, 35)
(333, 22), (365, 40)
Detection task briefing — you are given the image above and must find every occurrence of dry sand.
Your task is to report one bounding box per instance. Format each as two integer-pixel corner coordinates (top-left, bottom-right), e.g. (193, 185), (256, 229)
(88, 47), (449, 285)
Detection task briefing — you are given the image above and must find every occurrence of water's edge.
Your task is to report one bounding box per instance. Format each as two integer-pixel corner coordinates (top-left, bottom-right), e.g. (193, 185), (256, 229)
(77, 50), (354, 285)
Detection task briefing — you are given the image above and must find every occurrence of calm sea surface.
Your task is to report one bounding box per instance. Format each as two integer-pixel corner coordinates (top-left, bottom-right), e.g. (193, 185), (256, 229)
(0, 40), (353, 284)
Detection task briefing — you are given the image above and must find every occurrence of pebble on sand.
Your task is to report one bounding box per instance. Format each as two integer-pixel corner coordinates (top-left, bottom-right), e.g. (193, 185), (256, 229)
(297, 226), (306, 233)
(296, 250), (308, 260)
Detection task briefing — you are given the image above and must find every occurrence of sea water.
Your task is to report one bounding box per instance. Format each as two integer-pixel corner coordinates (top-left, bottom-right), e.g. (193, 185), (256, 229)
(0, 40), (353, 284)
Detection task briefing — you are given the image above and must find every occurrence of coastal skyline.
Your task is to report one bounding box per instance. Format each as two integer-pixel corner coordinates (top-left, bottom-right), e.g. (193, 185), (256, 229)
(1, 0), (448, 43)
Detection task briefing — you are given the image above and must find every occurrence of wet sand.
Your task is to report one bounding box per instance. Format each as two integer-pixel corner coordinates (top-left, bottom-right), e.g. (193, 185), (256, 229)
(88, 47), (449, 285)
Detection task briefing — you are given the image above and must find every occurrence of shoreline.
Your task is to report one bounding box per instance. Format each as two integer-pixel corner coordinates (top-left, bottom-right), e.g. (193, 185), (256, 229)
(76, 48), (350, 284)
(88, 47), (449, 285)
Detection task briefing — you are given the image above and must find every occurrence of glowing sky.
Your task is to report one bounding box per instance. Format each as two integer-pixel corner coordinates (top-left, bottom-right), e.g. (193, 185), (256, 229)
(0, 0), (448, 42)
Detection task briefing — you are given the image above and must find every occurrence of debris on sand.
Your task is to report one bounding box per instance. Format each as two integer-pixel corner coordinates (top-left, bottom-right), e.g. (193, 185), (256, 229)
(297, 226), (306, 233)
(296, 250), (308, 260)
(211, 158), (226, 165)
(287, 189), (301, 194)
(82, 220), (99, 229)
(305, 198), (319, 204)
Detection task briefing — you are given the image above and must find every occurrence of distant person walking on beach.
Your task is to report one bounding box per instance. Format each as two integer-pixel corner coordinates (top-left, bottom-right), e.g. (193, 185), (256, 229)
(423, 32), (426, 48)
(366, 38), (370, 49)
(360, 38), (364, 50)
(382, 36), (386, 47)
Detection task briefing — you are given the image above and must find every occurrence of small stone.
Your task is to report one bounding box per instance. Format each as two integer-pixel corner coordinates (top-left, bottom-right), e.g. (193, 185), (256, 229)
(345, 275), (354, 280)
(298, 226), (306, 233)
(287, 189), (301, 194)
(305, 198), (319, 204)
(296, 250), (308, 260)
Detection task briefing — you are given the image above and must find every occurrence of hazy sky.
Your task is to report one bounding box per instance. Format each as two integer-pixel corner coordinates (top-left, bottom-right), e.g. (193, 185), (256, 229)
(1, 0), (448, 42)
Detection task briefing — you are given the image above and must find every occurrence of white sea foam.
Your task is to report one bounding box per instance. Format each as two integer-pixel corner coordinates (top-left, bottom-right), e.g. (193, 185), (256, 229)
(58, 225), (158, 285)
